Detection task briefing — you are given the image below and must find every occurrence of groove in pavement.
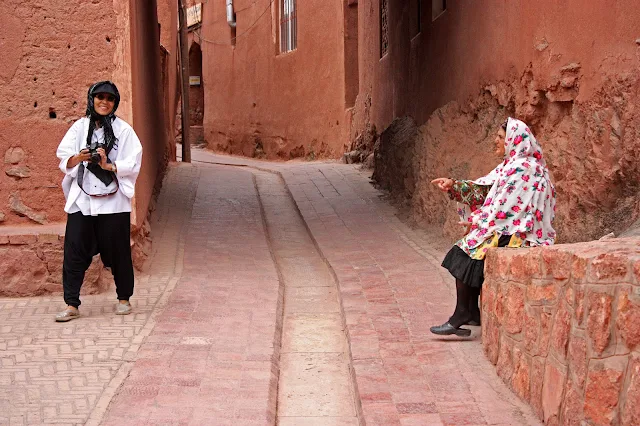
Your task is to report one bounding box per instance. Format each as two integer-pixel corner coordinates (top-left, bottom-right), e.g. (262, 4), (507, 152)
(253, 170), (359, 426)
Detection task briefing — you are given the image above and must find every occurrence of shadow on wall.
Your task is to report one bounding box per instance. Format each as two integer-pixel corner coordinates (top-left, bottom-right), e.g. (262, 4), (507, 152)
(371, 62), (640, 244)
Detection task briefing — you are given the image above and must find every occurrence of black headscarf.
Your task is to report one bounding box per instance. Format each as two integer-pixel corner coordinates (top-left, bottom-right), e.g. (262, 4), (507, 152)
(79, 81), (121, 187)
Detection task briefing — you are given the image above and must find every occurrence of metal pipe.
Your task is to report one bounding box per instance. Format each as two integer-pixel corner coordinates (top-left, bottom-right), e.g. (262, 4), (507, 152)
(178, 0), (191, 162)
(226, 0), (236, 28)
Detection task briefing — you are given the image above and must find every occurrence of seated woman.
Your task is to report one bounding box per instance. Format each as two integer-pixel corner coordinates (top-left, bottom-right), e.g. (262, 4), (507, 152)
(430, 117), (557, 336)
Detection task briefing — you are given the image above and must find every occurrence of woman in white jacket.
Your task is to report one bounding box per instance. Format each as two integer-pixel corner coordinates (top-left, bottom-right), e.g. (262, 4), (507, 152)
(55, 81), (142, 322)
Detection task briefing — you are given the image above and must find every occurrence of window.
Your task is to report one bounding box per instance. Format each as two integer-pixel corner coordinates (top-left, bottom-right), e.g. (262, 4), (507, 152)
(280, 0), (297, 53)
(380, 0), (389, 57)
(432, 0), (446, 21)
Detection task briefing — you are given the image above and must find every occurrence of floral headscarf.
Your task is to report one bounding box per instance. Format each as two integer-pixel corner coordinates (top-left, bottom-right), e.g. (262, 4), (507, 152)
(462, 118), (556, 250)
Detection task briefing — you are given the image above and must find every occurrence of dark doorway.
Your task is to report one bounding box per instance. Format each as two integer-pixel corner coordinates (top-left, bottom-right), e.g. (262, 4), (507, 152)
(188, 42), (204, 145)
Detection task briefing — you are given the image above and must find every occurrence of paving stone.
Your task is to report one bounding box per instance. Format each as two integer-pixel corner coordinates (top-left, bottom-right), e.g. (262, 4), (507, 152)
(189, 152), (541, 426)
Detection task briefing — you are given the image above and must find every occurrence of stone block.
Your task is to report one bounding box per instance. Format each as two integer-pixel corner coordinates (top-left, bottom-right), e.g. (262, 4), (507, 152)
(561, 380), (584, 426)
(621, 355), (640, 426)
(497, 250), (513, 277)
(574, 286), (586, 328)
(483, 313), (500, 365)
(9, 192), (48, 225)
(526, 280), (558, 305)
(616, 287), (640, 351)
(5, 165), (31, 178)
(504, 284), (525, 335)
(538, 307), (554, 357)
(542, 248), (572, 280)
(551, 302), (571, 361)
(583, 356), (627, 425)
(38, 233), (61, 244)
(9, 234), (37, 245)
(495, 282), (506, 325)
(572, 254), (589, 283)
(4, 147), (25, 164)
(524, 306), (539, 354)
(567, 333), (588, 390)
(530, 356), (546, 420)
(586, 290), (613, 356)
(511, 252), (532, 282)
(0, 235), (8, 245)
(564, 287), (574, 306)
(590, 253), (629, 283)
(542, 360), (567, 424)
(484, 250), (498, 276)
(512, 347), (531, 401)
(481, 283), (495, 314)
(526, 247), (543, 278)
(496, 335), (514, 383)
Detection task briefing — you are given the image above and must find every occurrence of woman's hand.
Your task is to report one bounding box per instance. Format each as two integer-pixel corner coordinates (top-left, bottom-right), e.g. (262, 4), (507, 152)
(431, 178), (454, 192)
(459, 221), (472, 234)
(97, 148), (111, 171)
(67, 149), (90, 169)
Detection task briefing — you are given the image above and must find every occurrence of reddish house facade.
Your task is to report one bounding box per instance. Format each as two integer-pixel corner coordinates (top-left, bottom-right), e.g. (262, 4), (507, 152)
(195, 0), (358, 159)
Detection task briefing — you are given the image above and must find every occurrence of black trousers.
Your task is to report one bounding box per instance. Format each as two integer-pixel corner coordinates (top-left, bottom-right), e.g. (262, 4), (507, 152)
(63, 212), (134, 308)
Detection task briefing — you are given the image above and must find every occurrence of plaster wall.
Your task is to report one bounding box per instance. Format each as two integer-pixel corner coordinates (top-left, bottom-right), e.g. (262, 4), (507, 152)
(0, 0), (130, 227)
(198, 0), (349, 159)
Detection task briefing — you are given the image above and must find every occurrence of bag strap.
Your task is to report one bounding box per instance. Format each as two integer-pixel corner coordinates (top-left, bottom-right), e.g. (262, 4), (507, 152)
(76, 164), (120, 198)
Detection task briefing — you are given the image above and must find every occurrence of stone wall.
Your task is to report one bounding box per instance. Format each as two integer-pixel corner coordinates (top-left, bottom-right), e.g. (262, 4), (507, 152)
(482, 238), (640, 425)
(0, 226), (112, 297)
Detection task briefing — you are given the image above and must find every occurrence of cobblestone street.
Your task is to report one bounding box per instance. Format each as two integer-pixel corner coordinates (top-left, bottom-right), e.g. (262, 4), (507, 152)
(1, 151), (539, 425)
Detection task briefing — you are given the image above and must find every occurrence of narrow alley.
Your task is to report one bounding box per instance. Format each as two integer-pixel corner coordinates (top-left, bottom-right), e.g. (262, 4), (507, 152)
(1, 149), (539, 425)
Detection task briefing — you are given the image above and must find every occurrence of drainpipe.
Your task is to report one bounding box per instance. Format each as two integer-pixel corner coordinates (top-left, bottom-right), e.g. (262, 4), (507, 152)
(226, 0), (236, 28)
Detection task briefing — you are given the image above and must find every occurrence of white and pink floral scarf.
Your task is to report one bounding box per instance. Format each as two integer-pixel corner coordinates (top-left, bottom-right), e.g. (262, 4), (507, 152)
(460, 117), (557, 252)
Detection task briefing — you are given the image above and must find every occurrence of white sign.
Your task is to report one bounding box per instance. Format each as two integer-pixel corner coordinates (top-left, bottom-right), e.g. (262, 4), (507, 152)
(187, 3), (202, 27)
(189, 76), (201, 86)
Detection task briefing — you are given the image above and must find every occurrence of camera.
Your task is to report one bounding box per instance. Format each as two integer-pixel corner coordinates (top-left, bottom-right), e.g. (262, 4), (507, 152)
(88, 141), (105, 164)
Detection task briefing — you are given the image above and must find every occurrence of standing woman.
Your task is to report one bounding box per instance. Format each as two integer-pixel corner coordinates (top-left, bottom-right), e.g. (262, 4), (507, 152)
(55, 81), (143, 322)
(430, 117), (556, 336)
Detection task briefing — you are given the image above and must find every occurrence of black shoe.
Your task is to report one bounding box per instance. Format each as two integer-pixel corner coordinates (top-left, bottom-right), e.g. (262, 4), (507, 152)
(430, 322), (472, 337)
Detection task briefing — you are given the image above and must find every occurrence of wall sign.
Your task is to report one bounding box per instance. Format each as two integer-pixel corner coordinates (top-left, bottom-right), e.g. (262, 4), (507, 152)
(187, 3), (202, 27)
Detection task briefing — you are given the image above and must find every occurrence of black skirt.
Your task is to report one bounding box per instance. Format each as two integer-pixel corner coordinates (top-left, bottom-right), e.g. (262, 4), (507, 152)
(441, 235), (511, 288)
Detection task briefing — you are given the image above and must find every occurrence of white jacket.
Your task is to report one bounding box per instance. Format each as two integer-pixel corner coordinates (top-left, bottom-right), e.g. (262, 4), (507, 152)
(56, 117), (143, 216)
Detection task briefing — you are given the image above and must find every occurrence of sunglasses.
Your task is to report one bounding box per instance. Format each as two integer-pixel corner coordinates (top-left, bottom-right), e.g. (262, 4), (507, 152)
(95, 93), (116, 102)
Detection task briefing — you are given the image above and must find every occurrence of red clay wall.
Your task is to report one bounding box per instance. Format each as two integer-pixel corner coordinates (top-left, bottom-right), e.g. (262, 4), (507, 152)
(0, 0), (175, 230)
(358, 0), (640, 243)
(158, 0), (181, 161)
(482, 239), (640, 425)
(129, 0), (173, 227)
(1, 0), (177, 277)
(0, 0), (127, 227)
(198, 0), (348, 159)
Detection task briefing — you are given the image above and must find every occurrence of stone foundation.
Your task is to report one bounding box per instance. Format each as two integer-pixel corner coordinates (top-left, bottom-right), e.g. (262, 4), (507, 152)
(482, 238), (640, 425)
(0, 225), (113, 297)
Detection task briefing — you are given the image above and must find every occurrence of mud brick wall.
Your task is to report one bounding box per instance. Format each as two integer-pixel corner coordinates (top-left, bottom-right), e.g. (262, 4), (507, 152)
(481, 238), (640, 425)
(0, 229), (112, 297)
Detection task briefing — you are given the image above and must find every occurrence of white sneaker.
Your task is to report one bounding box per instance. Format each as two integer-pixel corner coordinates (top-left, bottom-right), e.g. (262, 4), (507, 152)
(55, 308), (80, 322)
(115, 302), (132, 315)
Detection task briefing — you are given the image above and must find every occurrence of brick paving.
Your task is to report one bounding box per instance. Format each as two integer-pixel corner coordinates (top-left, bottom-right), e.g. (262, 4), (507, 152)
(101, 165), (283, 425)
(1, 150), (542, 425)
(276, 163), (542, 426)
(190, 150), (542, 426)
(0, 164), (199, 426)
